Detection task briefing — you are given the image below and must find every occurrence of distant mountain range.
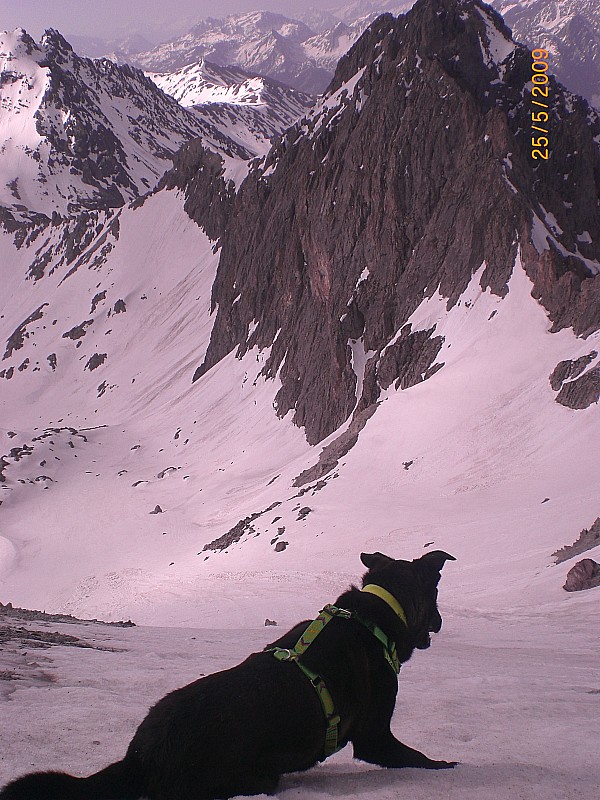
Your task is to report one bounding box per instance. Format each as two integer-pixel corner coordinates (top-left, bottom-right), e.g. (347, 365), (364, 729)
(68, 1), (600, 105)
(82, 4), (414, 94)
(491, 0), (600, 108)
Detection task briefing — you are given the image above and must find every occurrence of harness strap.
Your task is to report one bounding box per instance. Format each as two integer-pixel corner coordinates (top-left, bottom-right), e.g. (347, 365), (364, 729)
(353, 613), (401, 673)
(267, 602), (402, 758)
(269, 605), (349, 756)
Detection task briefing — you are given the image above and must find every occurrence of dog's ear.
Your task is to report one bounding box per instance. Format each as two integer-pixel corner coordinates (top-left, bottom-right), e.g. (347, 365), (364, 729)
(360, 551), (395, 570)
(414, 550), (456, 574)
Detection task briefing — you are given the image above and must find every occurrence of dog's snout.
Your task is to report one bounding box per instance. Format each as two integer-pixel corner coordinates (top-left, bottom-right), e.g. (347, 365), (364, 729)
(430, 611), (442, 634)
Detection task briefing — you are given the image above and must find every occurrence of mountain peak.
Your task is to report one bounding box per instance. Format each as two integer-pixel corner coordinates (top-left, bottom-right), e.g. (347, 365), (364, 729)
(194, 0), (600, 444)
(39, 28), (76, 64)
(0, 27), (39, 57)
(0, 29), (218, 217)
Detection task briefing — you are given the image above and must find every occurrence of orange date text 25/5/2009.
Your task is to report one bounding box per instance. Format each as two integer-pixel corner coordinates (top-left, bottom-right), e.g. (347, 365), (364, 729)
(530, 48), (550, 161)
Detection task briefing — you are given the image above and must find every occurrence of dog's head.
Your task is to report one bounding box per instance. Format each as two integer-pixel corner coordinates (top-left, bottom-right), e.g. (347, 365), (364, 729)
(360, 550), (455, 650)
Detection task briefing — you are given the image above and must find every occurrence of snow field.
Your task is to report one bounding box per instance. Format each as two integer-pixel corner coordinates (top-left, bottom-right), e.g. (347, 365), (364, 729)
(1, 606), (598, 799)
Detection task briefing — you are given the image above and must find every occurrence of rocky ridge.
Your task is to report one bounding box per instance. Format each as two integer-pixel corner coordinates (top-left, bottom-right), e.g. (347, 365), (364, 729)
(0, 27), (310, 228)
(0, 28), (208, 218)
(148, 59), (314, 164)
(191, 0), (600, 445)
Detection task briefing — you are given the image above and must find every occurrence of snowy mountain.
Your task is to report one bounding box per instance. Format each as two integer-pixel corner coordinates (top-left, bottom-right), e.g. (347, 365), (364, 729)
(130, 11), (329, 94)
(66, 32), (155, 61)
(199, 0), (600, 443)
(1, 0), (599, 640)
(0, 29), (209, 218)
(0, 28), (311, 222)
(148, 60), (313, 162)
(123, 6), (414, 94)
(330, 0), (415, 22)
(491, 0), (600, 108)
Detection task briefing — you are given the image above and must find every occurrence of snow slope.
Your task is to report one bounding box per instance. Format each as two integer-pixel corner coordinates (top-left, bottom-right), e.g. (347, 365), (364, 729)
(1, 607), (598, 799)
(0, 2), (599, 794)
(1, 192), (598, 627)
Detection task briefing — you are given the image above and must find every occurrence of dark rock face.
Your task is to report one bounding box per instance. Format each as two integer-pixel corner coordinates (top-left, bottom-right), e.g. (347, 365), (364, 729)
(202, 502), (281, 552)
(563, 558), (600, 592)
(62, 320), (93, 340)
(3, 305), (49, 360)
(550, 352), (600, 409)
(84, 353), (107, 371)
(91, 291), (107, 313)
(550, 352), (598, 390)
(159, 140), (235, 242)
(190, 0), (600, 445)
(555, 367), (600, 409)
(376, 326), (444, 391)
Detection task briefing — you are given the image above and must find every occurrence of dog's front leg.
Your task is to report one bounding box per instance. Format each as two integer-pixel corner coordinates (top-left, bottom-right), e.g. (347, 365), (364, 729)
(353, 729), (456, 770)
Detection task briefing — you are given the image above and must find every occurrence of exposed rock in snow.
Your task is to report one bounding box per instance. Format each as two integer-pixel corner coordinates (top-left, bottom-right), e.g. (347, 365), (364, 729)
(555, 365), (600, 408)
(553, 517), (600, 563)
(563, 557), (600, 591)
(549, 351), (598, 390)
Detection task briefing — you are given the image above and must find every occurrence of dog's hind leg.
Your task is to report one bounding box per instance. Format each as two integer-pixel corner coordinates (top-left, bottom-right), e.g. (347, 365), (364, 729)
(353, 730), (456, 770)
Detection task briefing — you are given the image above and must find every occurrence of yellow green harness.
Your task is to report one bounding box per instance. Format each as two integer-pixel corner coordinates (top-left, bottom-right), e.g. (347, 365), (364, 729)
(266, 586), (407, 757)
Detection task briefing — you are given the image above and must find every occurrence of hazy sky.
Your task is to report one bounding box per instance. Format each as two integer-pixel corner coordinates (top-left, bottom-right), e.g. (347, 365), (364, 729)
(0, 0), (342, 42)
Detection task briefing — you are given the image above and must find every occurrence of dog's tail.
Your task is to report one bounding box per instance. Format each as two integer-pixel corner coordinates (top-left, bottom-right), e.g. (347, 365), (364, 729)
(0, 757), (146, 800)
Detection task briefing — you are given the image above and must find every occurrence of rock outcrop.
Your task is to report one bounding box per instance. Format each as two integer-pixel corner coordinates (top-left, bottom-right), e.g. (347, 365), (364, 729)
(555, 366), (600, 409)
(554, 517), (600, 563)
(550, 353), (600, 409)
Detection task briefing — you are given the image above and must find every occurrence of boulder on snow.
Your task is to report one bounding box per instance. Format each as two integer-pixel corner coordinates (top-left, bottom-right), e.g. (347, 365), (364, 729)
(563, 559), (600, 592)
(150, 504), (163, 514)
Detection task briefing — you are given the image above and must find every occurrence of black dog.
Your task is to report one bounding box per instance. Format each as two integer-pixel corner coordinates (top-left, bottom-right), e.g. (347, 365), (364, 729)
(0, 550), (456, 800)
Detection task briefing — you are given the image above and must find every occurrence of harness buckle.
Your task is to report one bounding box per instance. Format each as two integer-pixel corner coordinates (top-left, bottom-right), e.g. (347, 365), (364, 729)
(269, 647), (296, 662)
